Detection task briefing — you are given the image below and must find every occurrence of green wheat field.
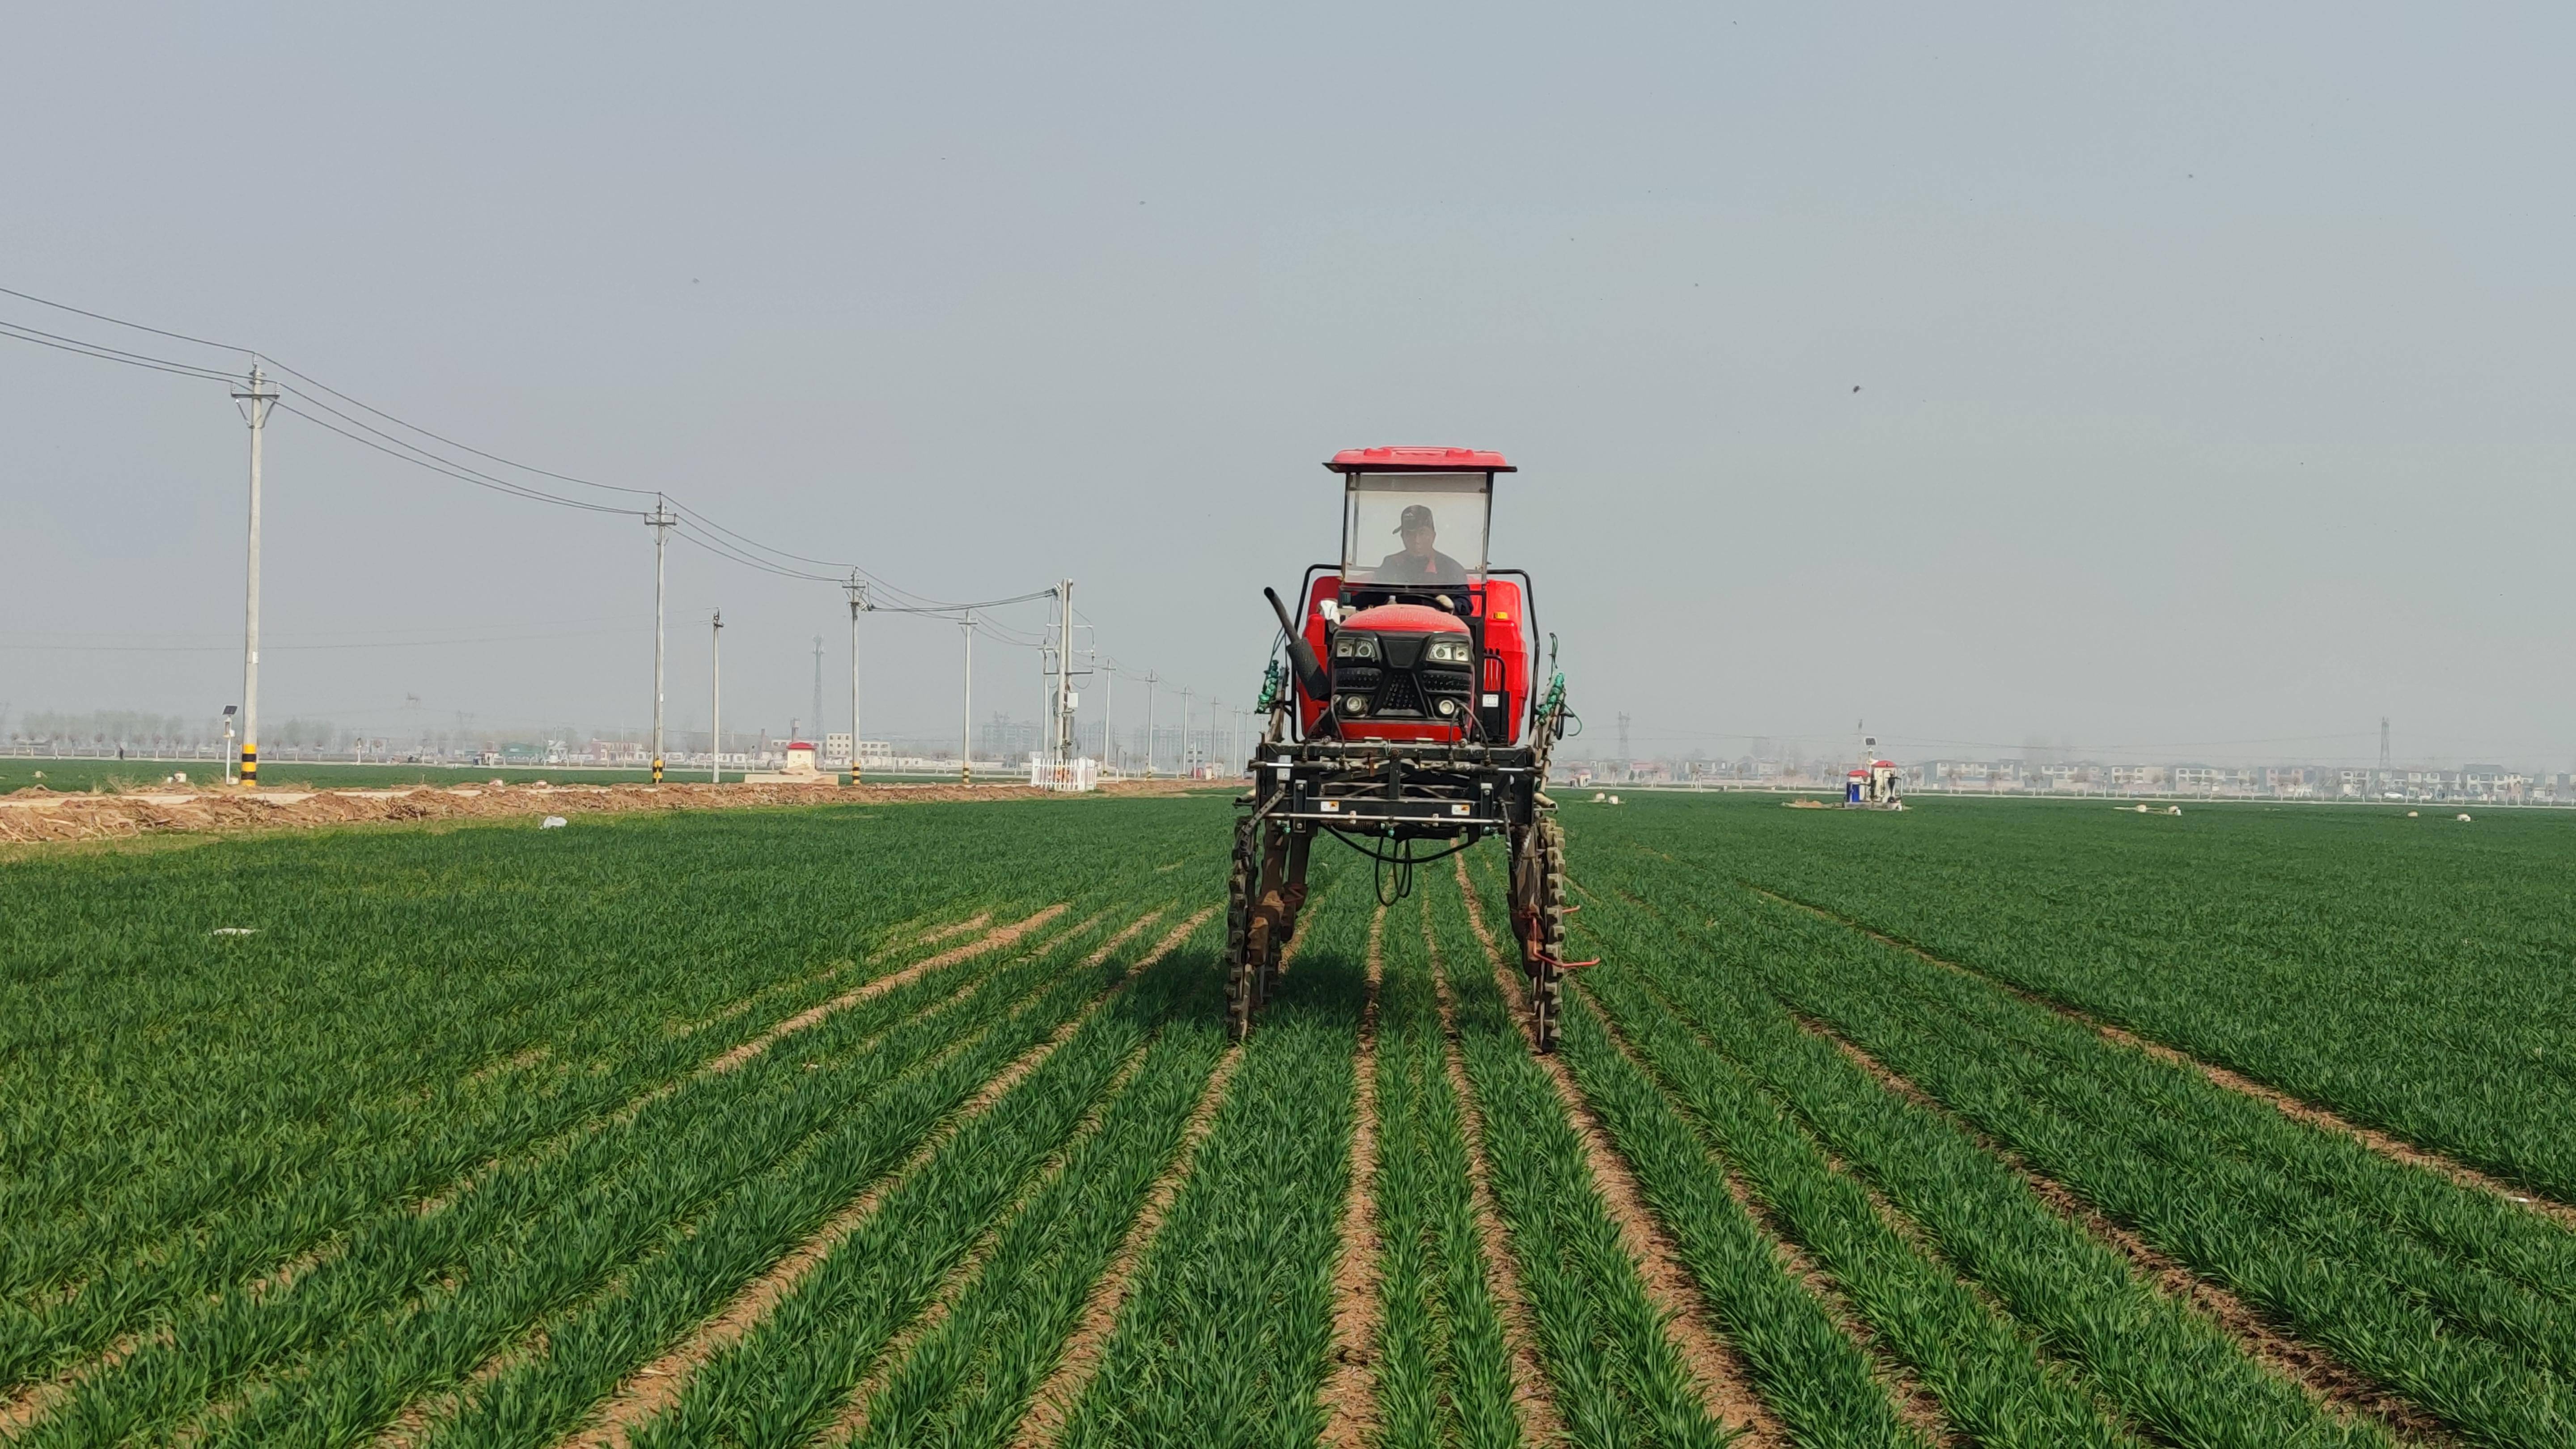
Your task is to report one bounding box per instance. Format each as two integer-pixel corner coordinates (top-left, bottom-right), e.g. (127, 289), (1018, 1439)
(5, 792), (2571, 1447)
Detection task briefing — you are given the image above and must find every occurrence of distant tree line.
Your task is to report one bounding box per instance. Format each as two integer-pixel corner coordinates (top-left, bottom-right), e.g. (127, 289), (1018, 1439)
(7, 710), (347, 751)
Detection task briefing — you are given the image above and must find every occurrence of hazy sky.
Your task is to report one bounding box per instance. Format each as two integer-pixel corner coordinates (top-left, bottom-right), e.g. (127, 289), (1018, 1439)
(6, 4), (2572, 767)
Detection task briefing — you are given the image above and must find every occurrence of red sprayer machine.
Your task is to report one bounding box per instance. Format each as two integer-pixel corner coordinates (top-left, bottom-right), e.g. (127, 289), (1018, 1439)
(1228, 447), (1577, 1048)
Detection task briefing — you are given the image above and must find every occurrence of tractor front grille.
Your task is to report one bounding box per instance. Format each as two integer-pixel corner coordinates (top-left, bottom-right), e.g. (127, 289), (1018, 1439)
(1377, 673), (1426, 716)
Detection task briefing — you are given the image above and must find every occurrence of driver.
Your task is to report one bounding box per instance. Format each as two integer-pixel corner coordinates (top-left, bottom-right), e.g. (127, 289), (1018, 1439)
(1376, 504), (1469, 586)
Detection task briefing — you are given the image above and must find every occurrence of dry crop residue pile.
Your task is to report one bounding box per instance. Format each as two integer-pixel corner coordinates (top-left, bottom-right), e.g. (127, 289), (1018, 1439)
(2, 791), (2568, 1446)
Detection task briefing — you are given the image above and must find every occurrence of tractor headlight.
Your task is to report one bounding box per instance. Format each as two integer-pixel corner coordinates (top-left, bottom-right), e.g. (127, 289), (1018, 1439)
(1425, 638), (1470, 665)
(1333, 635), (1379, 661)
(1436, 698), (1459, 716)
(1342, 695), (1369, 716)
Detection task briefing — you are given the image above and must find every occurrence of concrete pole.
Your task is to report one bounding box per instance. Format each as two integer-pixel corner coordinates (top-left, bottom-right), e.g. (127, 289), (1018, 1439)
(709, 609), (723, 783)
(960, 611), (974, 784)
(1181, 688), (1193, 779)
(1101, 661), (1115, 771)
(1055, 579), (1076, 762)
(1143, 670), (1157, 778)
(648, 496), (674, 782)
(230, 365), (277, 785)
(846, 575), (867, 783)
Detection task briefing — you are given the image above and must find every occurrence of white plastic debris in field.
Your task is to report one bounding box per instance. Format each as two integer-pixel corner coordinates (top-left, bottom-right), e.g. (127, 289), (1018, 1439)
(541, 816), (568, 829)
(212, 928), (256, 936)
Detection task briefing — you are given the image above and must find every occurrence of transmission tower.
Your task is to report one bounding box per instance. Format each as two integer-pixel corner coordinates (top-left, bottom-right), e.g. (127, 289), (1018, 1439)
(2379, 716), (2392, 788)
(1617, 712), (1632, 780)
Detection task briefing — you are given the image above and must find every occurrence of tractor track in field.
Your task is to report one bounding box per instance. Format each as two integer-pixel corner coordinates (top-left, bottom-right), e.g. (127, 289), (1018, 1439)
(1450, 860), (1787, 1449)
(1318, 906), (1388, 1449)
(551, 907), (1179, 1449)
(1796, 1012), (2460, 1447)
(1571, 974), (1955, 1448)
(1425, 929), (1565, 1449)
(1743, 883), (2576, 1233)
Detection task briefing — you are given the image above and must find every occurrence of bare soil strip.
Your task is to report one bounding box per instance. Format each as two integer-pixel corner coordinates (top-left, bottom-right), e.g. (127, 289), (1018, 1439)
(898, 911), (997, 952)
(555, 907), (1199, 1449)
(459, 1046), (551, 1090)
(1749, 886), (2576, 1231)
(0, 1334), (146, 1437)
(1800, 1013), (2457, 1446)
(1451, 857), (1787, 1447)
(1012, 1044), (1246, 1449)
(704, 905), (1069, 1076)
(1318, 907), (1388, 1449)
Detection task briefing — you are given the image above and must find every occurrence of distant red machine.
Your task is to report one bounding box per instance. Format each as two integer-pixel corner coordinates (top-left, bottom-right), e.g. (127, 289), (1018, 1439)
(1229, 447), (1576, 1048)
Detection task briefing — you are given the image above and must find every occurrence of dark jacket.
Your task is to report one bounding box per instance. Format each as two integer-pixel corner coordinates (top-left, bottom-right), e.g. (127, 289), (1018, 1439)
(1374, 548), (1469, 586)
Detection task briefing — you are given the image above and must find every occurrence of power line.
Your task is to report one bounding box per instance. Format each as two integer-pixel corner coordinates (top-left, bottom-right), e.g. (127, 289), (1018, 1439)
(0, 284), (1034, 612)
(0, 284), (1231, 711)
(272, 404), (641, 516)
(0, 321), (237, 383)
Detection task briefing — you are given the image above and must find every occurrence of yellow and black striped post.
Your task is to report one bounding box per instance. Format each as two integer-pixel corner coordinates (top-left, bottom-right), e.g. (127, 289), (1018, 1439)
(239, 745), (257, 787)
(651, 756), (663, 784)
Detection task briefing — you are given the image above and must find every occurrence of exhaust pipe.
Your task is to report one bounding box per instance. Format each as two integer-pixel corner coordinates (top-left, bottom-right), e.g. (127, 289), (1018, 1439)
(1266, 587), (1331, 702)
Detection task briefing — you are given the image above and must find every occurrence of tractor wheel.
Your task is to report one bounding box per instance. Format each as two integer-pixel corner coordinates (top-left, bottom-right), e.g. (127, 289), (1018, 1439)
(1224, 817), (1260, 1042)
(1526, 813), (1569, 1052)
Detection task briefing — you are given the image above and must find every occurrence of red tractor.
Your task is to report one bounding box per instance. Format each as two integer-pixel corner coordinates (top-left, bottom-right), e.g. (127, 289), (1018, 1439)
(1230, 447), (1576, 1048)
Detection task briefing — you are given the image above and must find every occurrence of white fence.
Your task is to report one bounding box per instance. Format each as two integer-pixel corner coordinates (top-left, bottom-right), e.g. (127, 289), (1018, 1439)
(1029, 755), (1100, 792)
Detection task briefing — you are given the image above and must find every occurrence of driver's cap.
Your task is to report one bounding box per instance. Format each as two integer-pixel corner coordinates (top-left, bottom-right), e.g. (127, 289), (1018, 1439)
(1396, 504), (1435, 533)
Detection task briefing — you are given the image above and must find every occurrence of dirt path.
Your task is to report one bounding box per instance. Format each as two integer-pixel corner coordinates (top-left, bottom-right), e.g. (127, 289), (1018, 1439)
(0, 777), (1206, 845)
(1748, 885), (2576, 1233)
(1801, 1013), (2456, 1447)
(1452, 856), (1788, 1448)
(1318, 907), (1387, 1448)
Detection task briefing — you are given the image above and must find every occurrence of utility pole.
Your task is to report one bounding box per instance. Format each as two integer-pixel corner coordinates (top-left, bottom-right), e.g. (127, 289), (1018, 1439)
(1143, 670), (1157, 778)
(2379, 716), (2392, 794)
(1100, 660), (1116, 773)
(647, 496), (676, 782)
(959, 611), (974, 784)
(230, 365), (277, 786)
(1180, 688), (1194, 778)
(810, 635), (824, 746)
(845, 574), (869, 783)
(709, 609), (723, 783)
(1055, 579), (1076, 763)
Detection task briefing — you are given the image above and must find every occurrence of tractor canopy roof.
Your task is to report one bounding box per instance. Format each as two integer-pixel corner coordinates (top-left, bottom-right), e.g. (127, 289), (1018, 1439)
(1326, 446), (1515, 474)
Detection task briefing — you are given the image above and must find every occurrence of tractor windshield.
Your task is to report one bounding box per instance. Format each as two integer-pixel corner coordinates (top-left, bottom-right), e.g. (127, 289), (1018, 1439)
(1342, 472), (1490, 588)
